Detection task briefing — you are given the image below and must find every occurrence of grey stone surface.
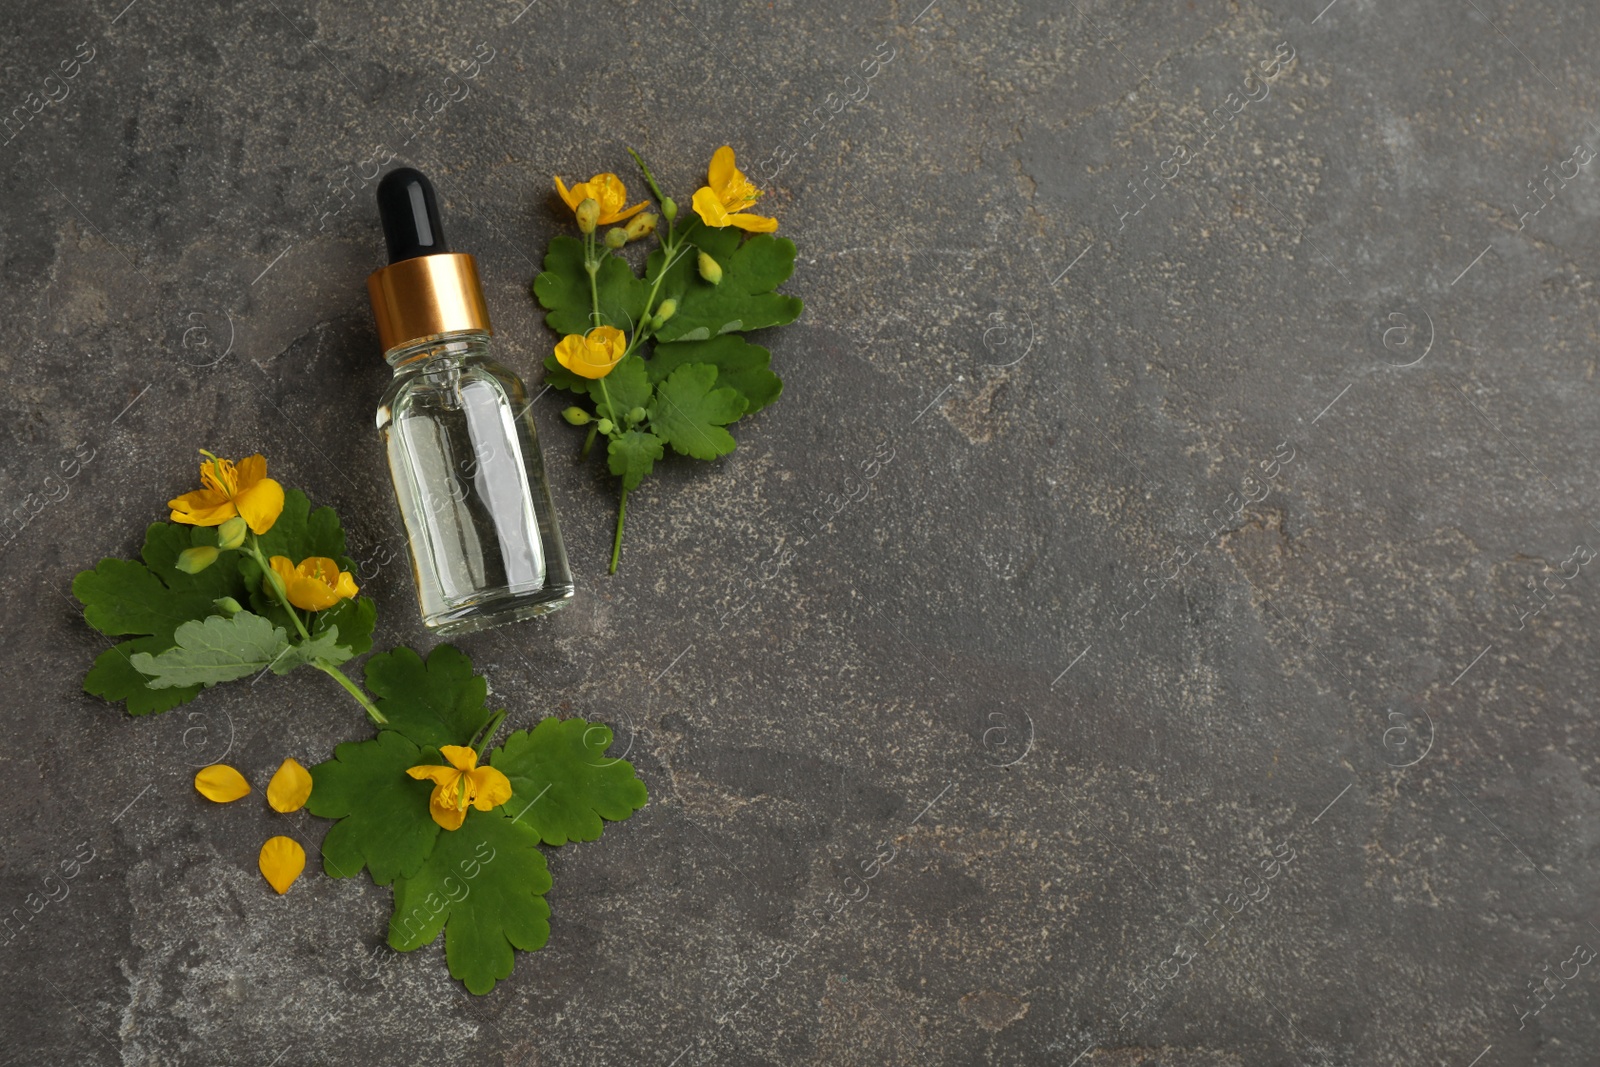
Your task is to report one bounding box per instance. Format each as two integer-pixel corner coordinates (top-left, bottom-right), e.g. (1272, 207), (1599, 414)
(3, 0), (1600, 1062)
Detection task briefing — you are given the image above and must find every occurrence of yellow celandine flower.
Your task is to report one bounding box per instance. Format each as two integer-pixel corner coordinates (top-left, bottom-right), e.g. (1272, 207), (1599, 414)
(406, 745), (513, 831)
(266, 758), (313, 813)
(554, 325), (628, 380)
(259, 835), (305, 894)
(269, 556), (359, 612)
(169, 452), (285, 535)
(691, 146), (778, 233)
(554, 172), (649, 226)
(194, 764), (251, 802)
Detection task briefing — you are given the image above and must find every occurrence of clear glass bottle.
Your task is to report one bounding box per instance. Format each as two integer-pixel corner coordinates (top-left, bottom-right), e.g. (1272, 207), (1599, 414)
(368, 168), (573, 634)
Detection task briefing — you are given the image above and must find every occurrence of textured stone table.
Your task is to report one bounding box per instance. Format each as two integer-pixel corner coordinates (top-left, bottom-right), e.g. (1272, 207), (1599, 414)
(5, 0), (1600, 1063)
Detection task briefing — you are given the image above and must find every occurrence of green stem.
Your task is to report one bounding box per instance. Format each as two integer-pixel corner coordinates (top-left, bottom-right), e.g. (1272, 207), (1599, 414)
(580, 424), (599, 459)
(585, 230), (602, 329)
(627, 147), (668, 206)
(597, 376), (618, 426)
(315, 661), (388, 725)
(473, 711), (508, 759)
(611, 488), (628, 574)
(249, 534), (387, 727)
(248, 537), (313, 643)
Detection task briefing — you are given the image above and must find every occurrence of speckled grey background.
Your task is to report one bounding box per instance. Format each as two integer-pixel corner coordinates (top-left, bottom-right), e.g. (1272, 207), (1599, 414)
(4, 0), (1600, 1062)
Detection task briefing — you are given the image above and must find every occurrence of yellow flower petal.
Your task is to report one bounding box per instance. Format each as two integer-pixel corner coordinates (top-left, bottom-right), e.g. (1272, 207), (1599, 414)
(266, 758), (313, 813)
(554, 174), (580, 211)
(195, 764), (250, 803)
(234, 476), (284, 535)
(603, 199), (649, 224)
(708, 145), (739, 193)
(439, 745), (479, 772)
(407, 763), (463, 787)
(724, 211), (779, 233)
(428, 792), (468, 831)
(468, 765), (512, 811)
(234, 454), (268, 487)
(692, 186), (733, 228)
(286, 575), (340, 611)
(168, 487), (235, 527)
(259, 835), (306, 894)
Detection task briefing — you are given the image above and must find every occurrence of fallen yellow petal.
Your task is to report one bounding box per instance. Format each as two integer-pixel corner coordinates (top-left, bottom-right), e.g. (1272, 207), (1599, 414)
(194, 764), (250, 803)
(266, 758), (313, 813)
(259, 836), (305, 894)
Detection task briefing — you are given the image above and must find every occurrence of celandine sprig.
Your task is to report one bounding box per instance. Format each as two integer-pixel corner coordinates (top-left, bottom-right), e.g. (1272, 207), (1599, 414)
(72, 450), (647, 994)
(536, 145), (803, 572)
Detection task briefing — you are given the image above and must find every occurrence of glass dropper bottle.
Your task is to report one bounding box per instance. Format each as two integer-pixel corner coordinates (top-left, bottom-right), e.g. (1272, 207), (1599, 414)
(367, 167), (574, 634)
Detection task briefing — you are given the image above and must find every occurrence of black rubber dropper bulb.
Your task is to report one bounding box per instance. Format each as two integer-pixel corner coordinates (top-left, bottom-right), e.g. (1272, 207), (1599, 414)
(376, 167), (449, 264)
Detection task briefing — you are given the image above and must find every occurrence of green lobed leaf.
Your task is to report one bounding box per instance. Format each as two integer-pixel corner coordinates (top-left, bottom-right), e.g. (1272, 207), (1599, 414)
(649, 335), (783, 415)
(607, 431), (665, 492)
(306, 731), (442, 884)
(534, 236), (647, 337)
(489, 717), (649, 846)
(387, 810), (552, 995)
(593, 354), (652, 422)
(74, 523), (241, 638)
(74, 523), (260, 713)
(128, 612), (292, 689)
(278, 626), (354, 675)
(648, 363), (747, 460)
(646, 220), (804, 342)
(314, 596), (377, 656)
(85, 637), (202, 715)
(252, 488), (349, 564)
(365, 644), (494, 750)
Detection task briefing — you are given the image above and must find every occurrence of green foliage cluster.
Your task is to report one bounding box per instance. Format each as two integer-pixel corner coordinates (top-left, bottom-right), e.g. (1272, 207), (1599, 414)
(535, 153), (802, 572)
(310, 646), (646, 993)
(74, 489), (646, 994)
(73, 490), (374, 715)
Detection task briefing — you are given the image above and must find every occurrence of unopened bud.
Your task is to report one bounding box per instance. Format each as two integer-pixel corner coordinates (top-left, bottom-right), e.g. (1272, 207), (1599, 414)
(625, 213), (658, 240)
(661, 197), (677, 222)
(562, 406), (591, 426)
(213, 596), (244, 616)
(176, 546), (218, 574)
(697, 251), (723, 285)
(576, 197), (600, 234)
(628, 406), (647, 425)
(655, 298), (677, 322)
(596, 418), (615, 435)
(604, 227), (628, 249)
(217, 516), (247, 550)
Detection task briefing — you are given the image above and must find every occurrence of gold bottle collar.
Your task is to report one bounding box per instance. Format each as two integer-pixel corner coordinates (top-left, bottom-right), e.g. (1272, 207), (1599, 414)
(367, 252), (492, 355)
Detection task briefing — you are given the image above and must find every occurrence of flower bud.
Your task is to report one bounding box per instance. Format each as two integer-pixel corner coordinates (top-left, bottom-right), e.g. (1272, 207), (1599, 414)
(604, 227), (628, 249)
(661, 196), (677, 222)
(624, 213), (658, 240)
(217, 516), (248, 550)
(576, 197), (600, 234)
(628, 406), (647, 425)
(562, 406), (591, 426)
(596, 418), (615, 435)
(212, 596), (244, 616)
(176, 546), (219, 574)
(655, 298), (677, 322)
(697, 251), (723, 285)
